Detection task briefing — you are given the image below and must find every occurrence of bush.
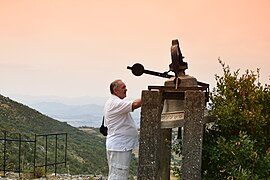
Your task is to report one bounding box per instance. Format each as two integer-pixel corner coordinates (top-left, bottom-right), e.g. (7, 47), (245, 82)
(202, 60), (270, 179)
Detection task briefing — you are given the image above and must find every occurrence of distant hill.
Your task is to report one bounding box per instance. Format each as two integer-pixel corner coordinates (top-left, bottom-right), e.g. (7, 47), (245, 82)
(30, 102), (104, 127)
(7, 94), (140, 128)
(0, 94), (109, 175)
(8, 94), (109, 106)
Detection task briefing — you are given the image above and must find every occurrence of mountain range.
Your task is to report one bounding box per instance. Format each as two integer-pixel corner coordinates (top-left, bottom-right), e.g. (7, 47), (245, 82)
(0, 93), (138, 176)
(30, 102), (104, 127)
(8, 94), (141, 128)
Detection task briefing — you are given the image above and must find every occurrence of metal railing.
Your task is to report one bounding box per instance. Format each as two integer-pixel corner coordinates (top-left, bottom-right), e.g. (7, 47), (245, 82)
(0, 131), (67, 177)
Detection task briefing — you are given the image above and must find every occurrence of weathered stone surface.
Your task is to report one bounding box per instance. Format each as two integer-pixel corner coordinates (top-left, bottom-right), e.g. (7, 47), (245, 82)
(137, 90), (163, 180)
(160, 128), (172, 180)
(182, 90), (204, 180)
(138, 78), (205, 180)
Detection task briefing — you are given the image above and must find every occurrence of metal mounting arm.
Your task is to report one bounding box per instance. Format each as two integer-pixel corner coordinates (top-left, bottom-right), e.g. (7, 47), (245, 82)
(127, 63), (173, 79)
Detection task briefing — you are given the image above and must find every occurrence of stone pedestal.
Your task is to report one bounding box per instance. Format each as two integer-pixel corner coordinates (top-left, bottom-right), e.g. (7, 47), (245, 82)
(137, 90), (163, 180)
(182, 91), (204, 180)
(137, 75), (206, 180)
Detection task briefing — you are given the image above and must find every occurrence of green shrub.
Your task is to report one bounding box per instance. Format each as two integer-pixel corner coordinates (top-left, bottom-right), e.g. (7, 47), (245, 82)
(202, 60), (270, 179)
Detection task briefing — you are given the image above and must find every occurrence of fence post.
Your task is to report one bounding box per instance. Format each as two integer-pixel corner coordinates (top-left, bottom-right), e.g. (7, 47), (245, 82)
(3, 131), (7, 176)
(55, 134), (58, 175)
(19, 133), (21, 176)
(34, 134), (37, 177)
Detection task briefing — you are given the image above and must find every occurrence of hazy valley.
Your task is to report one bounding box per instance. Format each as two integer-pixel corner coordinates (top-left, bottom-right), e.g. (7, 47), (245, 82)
(0, 93), (139, 177)
(7, 94), (141, 128)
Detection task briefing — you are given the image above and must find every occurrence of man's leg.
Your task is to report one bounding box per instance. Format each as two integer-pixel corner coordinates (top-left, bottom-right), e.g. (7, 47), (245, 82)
(107, 150), (132, 180)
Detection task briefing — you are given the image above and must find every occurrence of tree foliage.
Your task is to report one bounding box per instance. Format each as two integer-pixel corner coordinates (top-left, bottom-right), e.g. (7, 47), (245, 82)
(202, 60), (270, 179)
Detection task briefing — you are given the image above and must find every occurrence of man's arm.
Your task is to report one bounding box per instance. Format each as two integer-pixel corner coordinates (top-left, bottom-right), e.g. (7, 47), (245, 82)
(132, 98), (142, 111)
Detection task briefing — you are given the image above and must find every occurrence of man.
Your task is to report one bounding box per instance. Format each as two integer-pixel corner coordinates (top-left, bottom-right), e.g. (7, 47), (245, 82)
(104, 79), (141, 180)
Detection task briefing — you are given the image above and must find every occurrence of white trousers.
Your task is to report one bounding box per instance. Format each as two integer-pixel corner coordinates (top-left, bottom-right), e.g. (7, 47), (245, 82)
(107, 150), (132, 180)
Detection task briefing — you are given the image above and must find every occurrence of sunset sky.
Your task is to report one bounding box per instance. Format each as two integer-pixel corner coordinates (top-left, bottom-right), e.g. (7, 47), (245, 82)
(0, 0), (269, 100)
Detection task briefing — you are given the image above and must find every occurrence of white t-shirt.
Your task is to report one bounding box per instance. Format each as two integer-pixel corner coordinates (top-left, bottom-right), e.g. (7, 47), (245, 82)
(104, 95), (138, 151)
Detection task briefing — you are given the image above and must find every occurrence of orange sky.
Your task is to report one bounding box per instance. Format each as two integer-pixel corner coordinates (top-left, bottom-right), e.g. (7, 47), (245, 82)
(0, 0), (269, 99)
